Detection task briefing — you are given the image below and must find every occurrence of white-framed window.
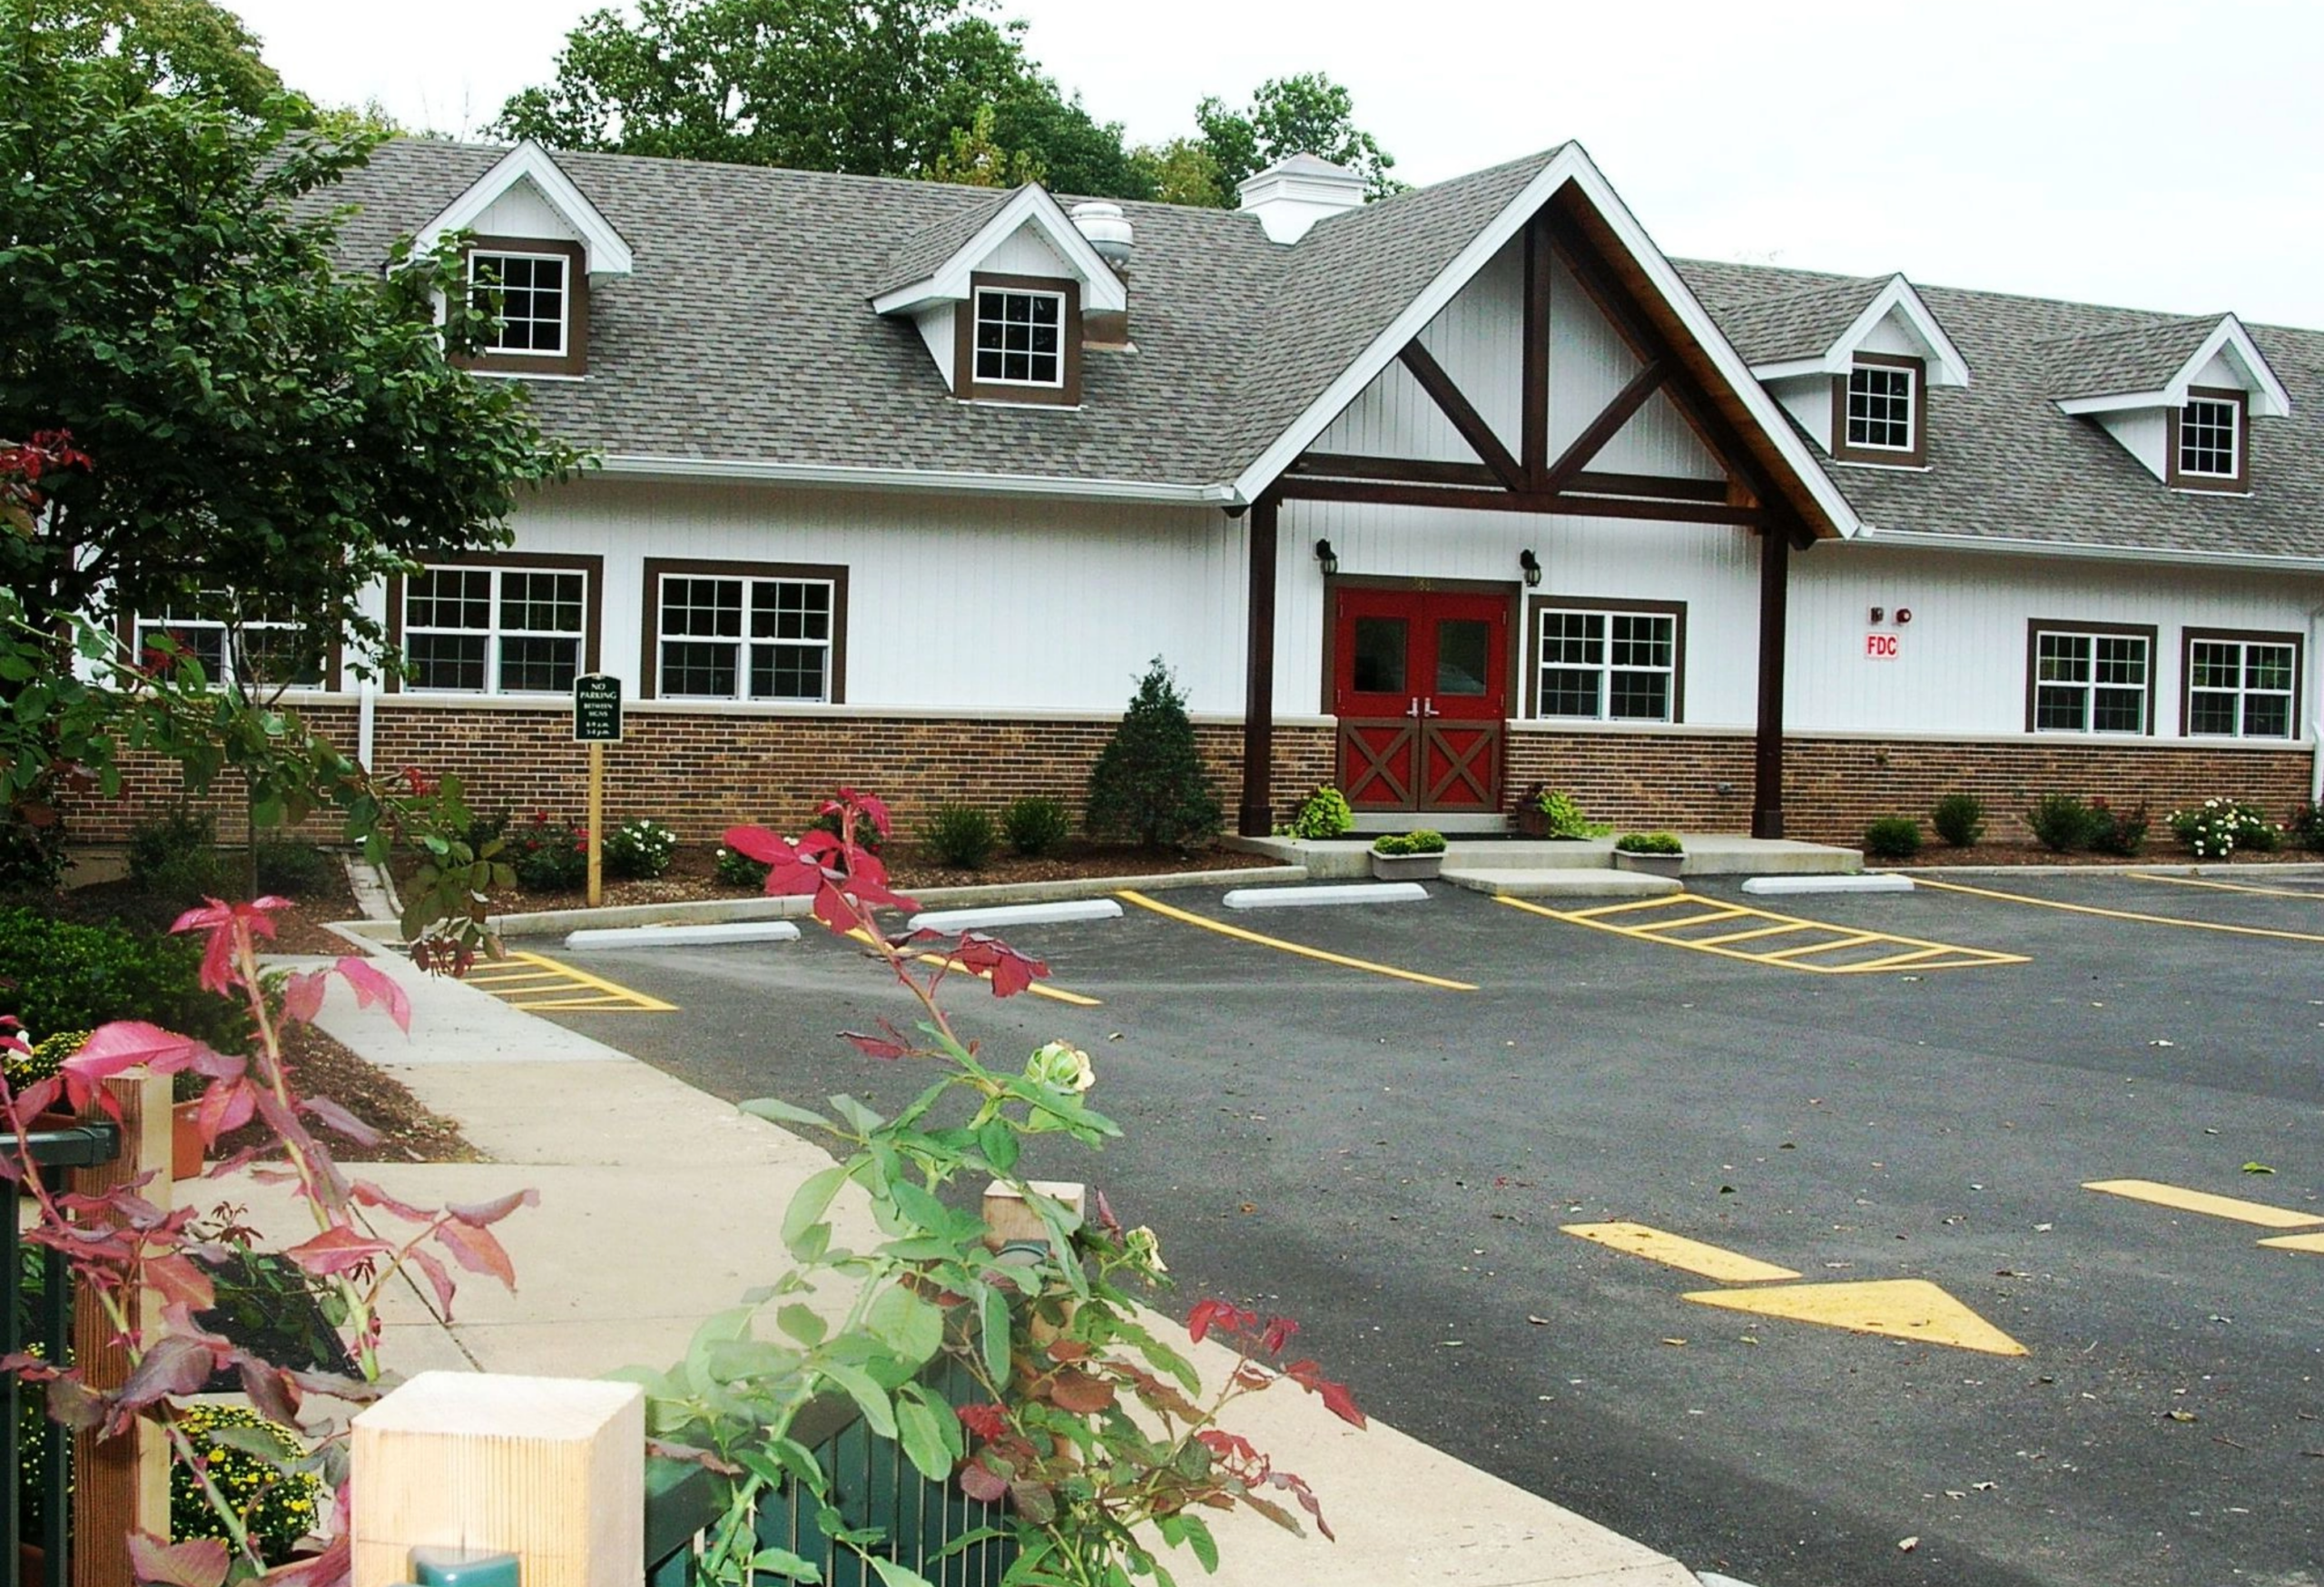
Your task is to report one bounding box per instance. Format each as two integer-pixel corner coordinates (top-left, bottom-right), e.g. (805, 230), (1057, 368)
(655, 571), (836, 702)
(468, 250), (569, 357)
(401, 564), (589, 694)
(2186, 633), (2297, 739)
(2177, 397), (2240, 479)
(134, 590), (322, 689)
(1845, 363), (1915, 452)
(971, 287), (1065, 389)
(2031, 626), (2152, 734)
(1534, 605), (1679, 723)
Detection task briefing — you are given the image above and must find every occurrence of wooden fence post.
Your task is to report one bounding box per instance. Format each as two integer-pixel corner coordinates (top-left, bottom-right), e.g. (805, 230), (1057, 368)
(350, 1373), (644, 1587)
(70, 1072), (172, 1587)
(981, 1181), (1087, 1255)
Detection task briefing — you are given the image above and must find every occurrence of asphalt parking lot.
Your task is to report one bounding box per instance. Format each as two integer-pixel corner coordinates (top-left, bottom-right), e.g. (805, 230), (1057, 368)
(537, 869), (2324, 1587)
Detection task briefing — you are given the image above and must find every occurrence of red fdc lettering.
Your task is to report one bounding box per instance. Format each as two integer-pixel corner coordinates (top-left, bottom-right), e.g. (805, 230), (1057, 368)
(1864, 633), (1900, 660)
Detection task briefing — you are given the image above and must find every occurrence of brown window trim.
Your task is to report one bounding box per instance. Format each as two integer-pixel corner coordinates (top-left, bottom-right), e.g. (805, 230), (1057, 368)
(385, 552), (604, 695)
(117, 601), (344, 695)
(2165, 386), (2249, 492)
(1315, 574), (1523, 715)
(1830, 352), (1927, 467)
(455, 236), (590, 379)
(1523, 594), (1688, 724)
(2024, 618), (2158, 735)
(640, 557), (850, 704)
(2181, 626), (2301, 739)
(954, 272), (1081, 406)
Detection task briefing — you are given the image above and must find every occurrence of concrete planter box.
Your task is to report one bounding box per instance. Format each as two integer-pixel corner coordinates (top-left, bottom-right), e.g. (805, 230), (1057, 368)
(1370, 852), (1444, 881)
(1612, 849), (1685, 879)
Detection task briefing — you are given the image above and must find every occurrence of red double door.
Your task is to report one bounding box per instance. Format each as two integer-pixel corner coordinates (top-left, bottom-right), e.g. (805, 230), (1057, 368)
(1331, 585), (1510, 813)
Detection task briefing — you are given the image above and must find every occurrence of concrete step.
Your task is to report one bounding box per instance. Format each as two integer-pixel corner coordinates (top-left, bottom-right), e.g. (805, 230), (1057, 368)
(1443, 867), (1683, 900)
(1236, 834), (1862, 879)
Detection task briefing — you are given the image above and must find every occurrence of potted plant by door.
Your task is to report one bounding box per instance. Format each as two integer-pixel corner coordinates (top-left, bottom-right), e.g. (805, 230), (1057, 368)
(1371, 830), (1447, 880)
(1612, 831), (1686, 879)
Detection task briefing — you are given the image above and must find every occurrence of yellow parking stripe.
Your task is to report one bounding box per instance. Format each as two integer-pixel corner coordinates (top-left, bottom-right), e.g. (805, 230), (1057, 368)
(470, 951), (676, 1013)
(2084, 1178), (2324, 1229)
(1496, 894), (2024, 974)
(2128, 872), (2324, 901)
(1645, 908), (1754, 933)
(1562, 1221), (1801, 1283)
(1915, 876), (2324, 945)
(2258, 1233), (2324, 1255)
(1116, 890), (1477, 991)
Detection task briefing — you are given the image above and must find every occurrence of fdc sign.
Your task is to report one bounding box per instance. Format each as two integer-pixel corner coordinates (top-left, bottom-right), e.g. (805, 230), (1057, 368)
(1864, 633), (1901, 661)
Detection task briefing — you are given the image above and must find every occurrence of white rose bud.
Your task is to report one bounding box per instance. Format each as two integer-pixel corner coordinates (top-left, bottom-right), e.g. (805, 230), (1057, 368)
(1026, 1040), (1095, 1092)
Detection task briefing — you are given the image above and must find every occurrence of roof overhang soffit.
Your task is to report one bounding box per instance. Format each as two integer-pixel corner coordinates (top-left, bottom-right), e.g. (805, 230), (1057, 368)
(1748, 276), (1971, 388)
(2054, 314), (2292, 419)
(413, 140), (635, 278)
(870, 185), (1128, 317)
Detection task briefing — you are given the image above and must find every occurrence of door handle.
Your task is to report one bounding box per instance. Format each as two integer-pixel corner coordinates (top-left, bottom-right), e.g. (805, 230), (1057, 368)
(1422, 697), (1442, 718)
(1404, 697), (1421, 718)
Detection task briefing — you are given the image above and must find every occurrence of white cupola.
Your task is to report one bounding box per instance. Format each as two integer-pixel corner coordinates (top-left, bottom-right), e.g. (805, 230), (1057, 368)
(1236, 153), (1366, 244)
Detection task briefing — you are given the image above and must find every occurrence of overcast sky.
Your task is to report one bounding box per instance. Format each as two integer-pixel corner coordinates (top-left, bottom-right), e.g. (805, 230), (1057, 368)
(226, 0), (2324, 326)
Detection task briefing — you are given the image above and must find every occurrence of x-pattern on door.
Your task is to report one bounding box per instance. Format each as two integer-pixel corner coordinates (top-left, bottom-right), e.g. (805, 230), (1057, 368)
(1332, 586), (1509, 813)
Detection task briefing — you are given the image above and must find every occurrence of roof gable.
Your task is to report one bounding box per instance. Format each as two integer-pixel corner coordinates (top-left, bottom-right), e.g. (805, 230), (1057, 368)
(413, 140), (633, 277)
(1732, 274), (1970, 388)
(2052, 312), (2291, 418)
(870, 183), (1127, 316)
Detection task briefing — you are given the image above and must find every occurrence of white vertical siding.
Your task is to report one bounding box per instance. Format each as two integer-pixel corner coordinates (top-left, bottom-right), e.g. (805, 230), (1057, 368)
(473, 180), (581, 242)
(985, 224), (1071, 279)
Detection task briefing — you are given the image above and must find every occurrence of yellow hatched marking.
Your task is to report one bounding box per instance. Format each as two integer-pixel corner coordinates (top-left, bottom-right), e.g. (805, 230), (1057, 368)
(1115, 890), (1476, 991)
(1642, 908), (1754, 933)
(468, 951), (677, 1013)
(1496, 894), (2024, 975)
(841, 929), (1101, 1007)
(2258, 1232), (2324, 1254)
(1686, 1279), (2029, 1356)
(1840, 944), (1960, 971)
(1915, 876), (2324, 945)
(2084, 1178), (2324, 1229)
(1562, 1222), (1800, 1283)
(2127, 872), (2324, 900)
(1569, 895), (1702, 921)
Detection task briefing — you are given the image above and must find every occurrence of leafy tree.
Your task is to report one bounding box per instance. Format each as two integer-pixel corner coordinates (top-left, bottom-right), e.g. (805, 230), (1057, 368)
(491, 0), (1149, 197)
(2, 0), (293, 117)
(1128, 135), (1226, 209)
(1194, 71), (1401, 201)
(1085, 659), (1222, 852)
(928, 100), (1043, 188)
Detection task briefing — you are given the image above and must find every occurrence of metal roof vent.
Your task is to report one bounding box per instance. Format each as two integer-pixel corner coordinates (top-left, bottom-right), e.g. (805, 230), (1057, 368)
(1069, 201), (1133, 269)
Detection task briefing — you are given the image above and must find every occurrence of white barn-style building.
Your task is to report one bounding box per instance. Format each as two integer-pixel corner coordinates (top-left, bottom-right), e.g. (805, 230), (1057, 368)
(112, 137), (2324, 845)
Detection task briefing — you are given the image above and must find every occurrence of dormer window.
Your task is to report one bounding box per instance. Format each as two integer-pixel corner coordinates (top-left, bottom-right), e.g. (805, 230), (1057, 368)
(952, 272), (1080, 406)
(458, 236), (589, 378)
(2169, 389), (2247, 490)
(1832, 355), (1925, 466)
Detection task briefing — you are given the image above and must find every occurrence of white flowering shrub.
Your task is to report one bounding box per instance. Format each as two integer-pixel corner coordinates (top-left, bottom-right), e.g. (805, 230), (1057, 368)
(2165, 798), (2276, 858)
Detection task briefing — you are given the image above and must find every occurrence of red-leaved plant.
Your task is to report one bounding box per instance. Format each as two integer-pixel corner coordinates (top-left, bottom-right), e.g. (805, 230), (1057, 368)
(0, 899), (535, 1585)
(627, 791), (1363, 1587)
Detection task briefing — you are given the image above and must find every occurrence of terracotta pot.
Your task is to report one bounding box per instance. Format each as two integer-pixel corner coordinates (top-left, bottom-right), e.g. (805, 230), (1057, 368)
(172, 1097), (205, 1180)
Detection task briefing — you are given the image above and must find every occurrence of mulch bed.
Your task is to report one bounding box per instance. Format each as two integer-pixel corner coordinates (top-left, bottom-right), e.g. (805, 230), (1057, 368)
(209, 1020), (481, 1166)
(48, 861), (361, 955)
(1882, 843), (2324, 867)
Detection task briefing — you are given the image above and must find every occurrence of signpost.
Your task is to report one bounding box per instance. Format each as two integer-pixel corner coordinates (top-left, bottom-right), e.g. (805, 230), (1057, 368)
(573, 675), (623, 907)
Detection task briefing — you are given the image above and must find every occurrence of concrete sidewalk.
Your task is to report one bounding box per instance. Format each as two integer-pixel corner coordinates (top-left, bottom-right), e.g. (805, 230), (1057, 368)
(256, 947), (1699, 1587)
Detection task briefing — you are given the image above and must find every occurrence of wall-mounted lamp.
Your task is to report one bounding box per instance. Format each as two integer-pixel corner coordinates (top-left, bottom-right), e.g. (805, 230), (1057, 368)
(1869, 606), (1886, 624)
(1519, 548), (1542, 588)
(1314, 537), (1339, 577)
(1896, 607), (1913, 624)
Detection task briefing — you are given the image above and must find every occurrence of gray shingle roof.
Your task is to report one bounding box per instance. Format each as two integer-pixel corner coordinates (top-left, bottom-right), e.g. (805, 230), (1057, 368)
(1682, 259), (2324, 561)
(871, 192), (1009, 299)
(2043, 316), (2221, 401)
(1713, 274), (1887, 366)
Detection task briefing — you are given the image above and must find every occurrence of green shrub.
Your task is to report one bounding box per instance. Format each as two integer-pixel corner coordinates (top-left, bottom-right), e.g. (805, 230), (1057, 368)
(926, 803), (999, 869)
(2167, 798), (2275, 859)
(1614, 831), (1683, 855)
(1863, 816), (1923, 859)
(1536, 789), (1610, 840)
(1000, 796), (1072, 858)
(604, 819), (679, 880)
(714, 844), (771, 888)
(809, 807), (884, 854)
(1286, 785), (1354, 840)
(505, 813), (588, 891)
(125, 805), (229, 903)
(253, 840), (337, 898)
(1085, 658), (1222, 851)
(6, 1029), (86, 1089)
(0, 909), (251, 1055)
(2290, 802), (2324, 853)
(1931, 793), (1985, 848)
(2087, 799), (2149, 857)
(0, 813), (67, 896)
(2026, 793), (2101, 853)
(1372, 830), (1446, 856)
(169, 1405), (325, 1564)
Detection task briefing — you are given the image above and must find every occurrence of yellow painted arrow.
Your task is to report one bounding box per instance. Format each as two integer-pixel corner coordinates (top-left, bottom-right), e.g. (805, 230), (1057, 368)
(1685, 1278), (2029, 1356)
(2258, 1232), (2324, 1256)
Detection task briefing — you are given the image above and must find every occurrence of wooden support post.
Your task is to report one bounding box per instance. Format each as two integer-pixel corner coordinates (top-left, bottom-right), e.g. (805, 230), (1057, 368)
(1237, 498), (1280, 839)
(586, 741), (605, 909)
(980, 1180), (1088, 1255)
(1754, 527), (1791, 841)
(71, 1073), (172, 1587)
(351, 1373), (644, 1587)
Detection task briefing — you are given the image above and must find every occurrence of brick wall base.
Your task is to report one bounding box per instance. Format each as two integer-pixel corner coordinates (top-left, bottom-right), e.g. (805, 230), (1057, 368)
(59, 703), (2315, 850)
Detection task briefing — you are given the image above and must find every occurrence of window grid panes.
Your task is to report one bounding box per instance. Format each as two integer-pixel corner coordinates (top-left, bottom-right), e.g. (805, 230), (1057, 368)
(971, 289), (1064, 388)
(2188, 637), (2295, 739)
(1536, 608), (1675, 723)
(402, 566), (586, 695)
(136, 589), (320, 688)
(469, 251), (568, 355)
(658, 575), (834, 702)
(2033, 630), (2149, 733)
(1846, 364), (1915, 451)
(2178, 398), (2239, 478)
